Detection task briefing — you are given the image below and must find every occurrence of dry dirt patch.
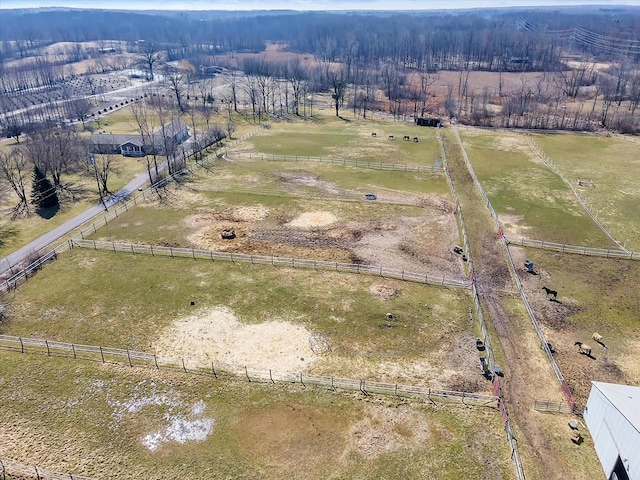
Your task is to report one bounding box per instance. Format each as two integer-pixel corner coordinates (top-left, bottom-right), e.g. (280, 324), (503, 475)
(343, 403), (430, 460)
(287, 211), (338, 228)
(153, 306), (317, 373)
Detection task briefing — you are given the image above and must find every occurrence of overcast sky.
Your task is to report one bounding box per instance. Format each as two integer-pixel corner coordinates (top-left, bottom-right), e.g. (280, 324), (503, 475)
(1, 0), (638, 10)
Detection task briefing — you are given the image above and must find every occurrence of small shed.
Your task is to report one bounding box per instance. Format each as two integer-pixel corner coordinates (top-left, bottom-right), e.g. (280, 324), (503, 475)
(584, 382), (640, 480)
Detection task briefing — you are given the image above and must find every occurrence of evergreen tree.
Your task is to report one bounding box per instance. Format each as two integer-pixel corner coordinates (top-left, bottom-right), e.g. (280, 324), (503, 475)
(31, 164), (58, 209)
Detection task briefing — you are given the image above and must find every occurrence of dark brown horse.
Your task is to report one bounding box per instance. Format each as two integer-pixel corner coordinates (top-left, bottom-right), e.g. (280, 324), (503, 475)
(542, 286), (557, 300)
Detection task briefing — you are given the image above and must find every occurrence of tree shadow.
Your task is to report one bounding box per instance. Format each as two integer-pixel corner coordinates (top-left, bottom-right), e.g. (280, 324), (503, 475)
(35, 204), (60, 219)
(0, 224), (19, 248)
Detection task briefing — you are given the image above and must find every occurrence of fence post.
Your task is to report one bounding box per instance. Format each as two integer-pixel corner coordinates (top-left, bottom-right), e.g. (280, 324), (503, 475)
(45, 340), (50, 357)
(20, 337), (24, 353)
(300, 372), (305, 387)
(72, 344), (76, 359)
(182, 358), (187, 373)
(211, 362), (217, 378)
(99, 346), (104, 363)
(270, 369), (274, 384)
(127, 349), (132, 367)
(245, 366), (250, 382)
(154, 354), (159, 369)
(131, 244), (135, 255)
(331, 377), (335, 391)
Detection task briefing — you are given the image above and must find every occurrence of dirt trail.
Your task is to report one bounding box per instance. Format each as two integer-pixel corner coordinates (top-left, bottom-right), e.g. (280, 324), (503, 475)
(442, 129), (576, 480)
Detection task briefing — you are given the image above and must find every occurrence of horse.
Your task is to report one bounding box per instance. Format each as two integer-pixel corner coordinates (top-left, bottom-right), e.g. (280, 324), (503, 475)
(592, 332), (602, 343)
(403, 135), (410, 141)
(388, 135), (394, 140)
(574, 342), (592, 356)
(371, 132), (377, 137)
(542, 286), (557, 300)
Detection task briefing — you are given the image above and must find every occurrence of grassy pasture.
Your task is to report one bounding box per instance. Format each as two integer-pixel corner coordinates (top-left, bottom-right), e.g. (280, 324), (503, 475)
(1, 249), (477, 388)
(512, 245), (640, 404)
(244, 112), (442, 166)
(0, 353), (512, 480)
(458, 129), (617, 247)
(532, 133), (640, 251)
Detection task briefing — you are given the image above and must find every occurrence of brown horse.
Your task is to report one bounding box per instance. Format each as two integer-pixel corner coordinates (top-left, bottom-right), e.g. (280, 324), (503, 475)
(542, 286), (557, 300)
(574, 342), (592, 356)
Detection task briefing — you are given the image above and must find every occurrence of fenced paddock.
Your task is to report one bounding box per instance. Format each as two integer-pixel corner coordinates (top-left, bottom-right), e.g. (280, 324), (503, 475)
(0, 335), (498, 407)
(69, 239), (472, 289)
(439, 127), (524, 480)
(0, 458), (97, 480)
(507, 237), (639, 260)
(222, 152), (444, 173)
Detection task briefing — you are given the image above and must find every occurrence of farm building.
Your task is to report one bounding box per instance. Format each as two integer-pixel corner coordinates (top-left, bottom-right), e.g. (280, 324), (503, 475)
(584, 382), (640, 480)
(90, 120), (189, 157)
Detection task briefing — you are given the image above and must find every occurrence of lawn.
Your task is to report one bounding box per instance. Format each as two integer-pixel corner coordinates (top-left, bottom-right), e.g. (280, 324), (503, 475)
(0, 154), (148, 259)
(242, 111), (443, 166)
(0, 353), (513, 480)
(532, 133), (640, 251)
(458, 128), (617, 247)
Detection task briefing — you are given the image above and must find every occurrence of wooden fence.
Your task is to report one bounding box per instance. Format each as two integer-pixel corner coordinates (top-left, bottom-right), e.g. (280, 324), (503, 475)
(0, 334), (498, 407)
(69, 239), (472, 289)
(506, 237), (639, 260)
(439, 127), (524, 480)
(534, 399), (575, 415)
(222, 152), (444, 173)
(454, 126), (574, 410)
(0, 458), (97, 480)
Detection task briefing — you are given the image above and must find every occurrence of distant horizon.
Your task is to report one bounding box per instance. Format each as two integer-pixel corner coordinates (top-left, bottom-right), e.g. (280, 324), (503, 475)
(1, 0), (639, 11)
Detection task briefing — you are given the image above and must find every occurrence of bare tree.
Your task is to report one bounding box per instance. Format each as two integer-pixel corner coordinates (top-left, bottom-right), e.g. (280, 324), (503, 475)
(140, 42), (161, 81)
(165, 67), (187, 112)
(0, 148), (31, 216)
(65, 98), (92, 128)
(82, 153), (115, 197)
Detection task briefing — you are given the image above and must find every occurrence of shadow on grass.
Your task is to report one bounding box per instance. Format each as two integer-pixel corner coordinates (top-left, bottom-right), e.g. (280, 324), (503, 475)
(0, 224), (19, 248)
(35, 204), (60, 219)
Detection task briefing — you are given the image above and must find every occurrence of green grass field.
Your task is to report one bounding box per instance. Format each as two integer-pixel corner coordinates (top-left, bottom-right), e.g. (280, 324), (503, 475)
(532, 133), (640, 250)
(243, 112), (443, 166)
(0, 353), (512, 480)
(2, 249), (471, 377)
(458, 129), (618, 247)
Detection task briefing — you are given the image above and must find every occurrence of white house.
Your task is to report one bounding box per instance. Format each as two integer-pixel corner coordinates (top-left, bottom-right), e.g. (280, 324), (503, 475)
(584, 382), (640, 480)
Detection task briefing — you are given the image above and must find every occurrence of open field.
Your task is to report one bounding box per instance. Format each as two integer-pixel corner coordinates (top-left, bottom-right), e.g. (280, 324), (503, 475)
(531, 133), (640, 251)
(510, 245), (640, 405)
(89, 158), (459, 277)
(240, 111), (443, 166)
(1, 248), (481, 390)
(0, 353), (512, 480)
(457, 127), (625, 248)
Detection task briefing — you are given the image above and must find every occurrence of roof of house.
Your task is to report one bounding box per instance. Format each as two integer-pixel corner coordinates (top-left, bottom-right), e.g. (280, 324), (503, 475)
(591, 382), (640, 433)
(90, 120), (188, 150)
(90, 133), (141, 146)
(154, 119), (188, 138)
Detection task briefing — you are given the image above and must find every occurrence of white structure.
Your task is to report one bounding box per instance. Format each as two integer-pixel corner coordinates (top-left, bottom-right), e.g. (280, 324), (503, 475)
(584, 382), (640, 480)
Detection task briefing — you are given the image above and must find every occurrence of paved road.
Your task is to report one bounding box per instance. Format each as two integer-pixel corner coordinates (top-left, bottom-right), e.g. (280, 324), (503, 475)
(0, 169), (152, 276)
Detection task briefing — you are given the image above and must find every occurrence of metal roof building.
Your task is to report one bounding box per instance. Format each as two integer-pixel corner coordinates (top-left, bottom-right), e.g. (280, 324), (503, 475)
(584, 382), (640, 480)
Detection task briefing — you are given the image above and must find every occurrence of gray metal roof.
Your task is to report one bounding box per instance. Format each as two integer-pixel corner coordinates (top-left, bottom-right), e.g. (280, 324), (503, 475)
(592, 382), (640, 433)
